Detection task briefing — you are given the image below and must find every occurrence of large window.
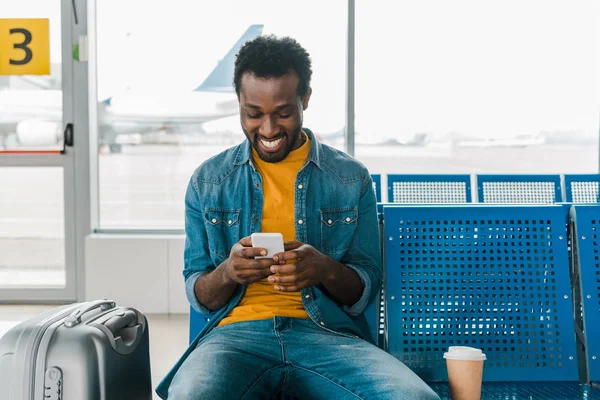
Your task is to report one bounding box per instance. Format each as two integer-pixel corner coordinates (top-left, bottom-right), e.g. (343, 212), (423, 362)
(92, 0), (600, 231)
(95, 0), (347, 229)
(0, 168), (65, 288)
(356, 0), (600, 175)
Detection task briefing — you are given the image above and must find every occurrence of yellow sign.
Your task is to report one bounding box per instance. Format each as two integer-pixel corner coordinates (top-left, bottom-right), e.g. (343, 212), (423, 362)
(0, 18), (50, 75)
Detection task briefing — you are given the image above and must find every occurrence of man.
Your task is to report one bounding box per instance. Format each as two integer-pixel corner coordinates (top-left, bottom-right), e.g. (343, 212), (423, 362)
(156, 35), (439, 399)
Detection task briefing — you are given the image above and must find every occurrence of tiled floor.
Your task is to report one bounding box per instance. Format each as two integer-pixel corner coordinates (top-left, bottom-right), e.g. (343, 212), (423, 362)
(0, 305), (189, 400)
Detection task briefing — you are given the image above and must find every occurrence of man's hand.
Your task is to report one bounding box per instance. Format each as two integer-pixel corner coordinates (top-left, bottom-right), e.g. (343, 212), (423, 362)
(222, 236), (276, 285)
(268, 241), (336, 292)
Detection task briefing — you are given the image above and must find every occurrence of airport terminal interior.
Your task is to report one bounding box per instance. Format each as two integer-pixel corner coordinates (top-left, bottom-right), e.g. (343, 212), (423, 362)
(1, 0), (600, 399)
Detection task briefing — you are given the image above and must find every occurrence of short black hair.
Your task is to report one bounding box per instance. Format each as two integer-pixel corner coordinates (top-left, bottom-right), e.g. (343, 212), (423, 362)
(234, 35), (312, 98)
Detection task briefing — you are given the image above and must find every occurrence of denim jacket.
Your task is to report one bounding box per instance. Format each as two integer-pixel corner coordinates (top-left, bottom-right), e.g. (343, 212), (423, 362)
(156, 129), (382, 398)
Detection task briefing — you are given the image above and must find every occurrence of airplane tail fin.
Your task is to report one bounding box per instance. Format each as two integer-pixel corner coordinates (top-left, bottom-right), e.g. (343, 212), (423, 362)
(194, 24), (264, 93)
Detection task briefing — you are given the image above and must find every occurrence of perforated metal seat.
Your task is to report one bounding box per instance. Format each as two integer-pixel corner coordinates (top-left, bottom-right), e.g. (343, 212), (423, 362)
(477, 174), (562, 203)
(565, 174), (600, 203)
(429, 381), (600, 399)
(371, 173), (382, 202)
(387, 174), (472, 204)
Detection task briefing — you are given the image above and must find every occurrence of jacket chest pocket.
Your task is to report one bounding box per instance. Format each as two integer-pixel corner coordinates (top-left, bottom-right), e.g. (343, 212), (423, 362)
(320, 208), (358, 256)
(204, 208), (240, 259)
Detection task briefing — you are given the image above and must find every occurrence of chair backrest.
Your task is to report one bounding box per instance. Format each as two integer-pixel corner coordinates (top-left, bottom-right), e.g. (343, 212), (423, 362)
(362, 286), (383, 347)
(387, 174), (472, 204)
(477, 174), (562, 203)
(565, 174), (600, 203)
(371, 174), (382, 203)
(383, 204), (577, 382)
(569, 205), (600, 383)
(189, 307), (210, 343)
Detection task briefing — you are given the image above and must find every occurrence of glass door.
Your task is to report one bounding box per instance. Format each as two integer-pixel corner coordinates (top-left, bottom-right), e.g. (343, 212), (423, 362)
(0, 0), (77, 301)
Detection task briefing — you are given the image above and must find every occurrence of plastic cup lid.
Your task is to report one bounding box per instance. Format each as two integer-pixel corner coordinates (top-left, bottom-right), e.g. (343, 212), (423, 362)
(443, 346), (487, 361)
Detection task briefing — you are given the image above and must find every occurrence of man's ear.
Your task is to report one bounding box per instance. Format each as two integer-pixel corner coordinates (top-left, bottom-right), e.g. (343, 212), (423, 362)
(302, 87), (312, 110)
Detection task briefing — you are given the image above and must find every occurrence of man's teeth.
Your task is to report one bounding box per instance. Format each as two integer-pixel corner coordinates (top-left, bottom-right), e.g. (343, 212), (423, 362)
(261, 137), (283, 148)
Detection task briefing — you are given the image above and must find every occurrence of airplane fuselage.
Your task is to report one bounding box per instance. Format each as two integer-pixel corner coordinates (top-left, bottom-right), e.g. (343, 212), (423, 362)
(0, 89), (240, 135)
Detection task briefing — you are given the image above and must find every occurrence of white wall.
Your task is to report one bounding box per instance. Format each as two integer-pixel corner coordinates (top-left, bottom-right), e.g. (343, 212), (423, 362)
(85, 235), (189, 314)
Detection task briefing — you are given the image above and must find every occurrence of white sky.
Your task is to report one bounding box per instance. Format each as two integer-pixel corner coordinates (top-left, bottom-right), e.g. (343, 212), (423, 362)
(2, 0), (599, 139)
(356, 0), (600, 138)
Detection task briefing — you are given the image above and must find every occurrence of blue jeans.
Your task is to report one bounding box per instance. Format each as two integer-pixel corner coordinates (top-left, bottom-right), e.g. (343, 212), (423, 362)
(168, 317), (439, 399)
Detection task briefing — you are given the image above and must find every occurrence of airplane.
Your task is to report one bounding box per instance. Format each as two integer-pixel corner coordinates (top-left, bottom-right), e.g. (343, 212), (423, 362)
(456, 133), (546, 148)
(313, 129), (429, 147)
(0, 24), (263, 153)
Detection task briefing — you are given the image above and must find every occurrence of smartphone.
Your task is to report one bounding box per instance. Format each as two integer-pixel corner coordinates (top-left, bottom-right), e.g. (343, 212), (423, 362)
(250, 232), (284, 259)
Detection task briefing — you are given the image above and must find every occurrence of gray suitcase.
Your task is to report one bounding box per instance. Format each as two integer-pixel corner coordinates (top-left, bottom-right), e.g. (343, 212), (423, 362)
(0, 300), (152, 399)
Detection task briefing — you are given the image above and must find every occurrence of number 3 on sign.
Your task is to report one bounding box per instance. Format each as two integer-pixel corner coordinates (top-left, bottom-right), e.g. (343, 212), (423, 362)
(0, 19), (50, 75)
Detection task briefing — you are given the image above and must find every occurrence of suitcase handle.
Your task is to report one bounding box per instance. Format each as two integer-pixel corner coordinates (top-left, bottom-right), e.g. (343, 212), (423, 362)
(64, 300), (116, 327)
(90, 307), (146, 355)
(101, 309), (146, 354)
(103, 309), (138, 335)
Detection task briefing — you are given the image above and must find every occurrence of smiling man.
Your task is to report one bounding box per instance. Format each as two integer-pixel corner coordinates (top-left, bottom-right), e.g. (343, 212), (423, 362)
(157, 35), (439, 400)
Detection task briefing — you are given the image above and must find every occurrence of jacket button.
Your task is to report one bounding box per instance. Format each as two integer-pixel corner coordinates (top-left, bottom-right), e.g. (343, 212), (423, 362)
(298, 184), (303, 189)
(253, 217), (258, 222)
(320, 321), (325, 326)
(298, 219), (303, 225)
(228, 220), (233, 225)
(327, 219), (333, 225)
(255, 183), (260, 188)
(345, 217), (351, 222)
(305, 295), (310, 299)
(211, 218), (217, 223)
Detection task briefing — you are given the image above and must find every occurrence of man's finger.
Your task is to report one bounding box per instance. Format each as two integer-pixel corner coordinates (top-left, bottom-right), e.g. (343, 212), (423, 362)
(240, 246), (267, 258)
(274, 285), (299, 292)
(268, 273), (299, 284)
(255, 258), (278, 269)
(239, 258), (276, 270)
(274, 282), (306, 292)
(239, 269), (274, 284)
(239, 236), (252, 247)
(284, 241), (304, 251)
(269, 263), (297, 275)
(273, 250), (300, 263)
(251, 267), (276, 279)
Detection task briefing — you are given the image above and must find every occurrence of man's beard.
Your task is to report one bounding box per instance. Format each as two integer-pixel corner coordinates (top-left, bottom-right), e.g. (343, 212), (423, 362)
(244, 125), (303, 163)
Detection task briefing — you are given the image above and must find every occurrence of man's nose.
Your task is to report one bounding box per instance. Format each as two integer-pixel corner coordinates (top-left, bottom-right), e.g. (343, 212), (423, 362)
(259, 116), (277, 137)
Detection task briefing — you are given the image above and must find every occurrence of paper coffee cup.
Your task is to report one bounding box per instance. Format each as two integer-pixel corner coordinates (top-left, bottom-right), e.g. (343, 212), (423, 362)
(443, 347), (486, 400)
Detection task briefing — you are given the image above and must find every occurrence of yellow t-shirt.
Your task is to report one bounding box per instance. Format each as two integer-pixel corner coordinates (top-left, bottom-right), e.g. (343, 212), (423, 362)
(218, 134), (311, 326)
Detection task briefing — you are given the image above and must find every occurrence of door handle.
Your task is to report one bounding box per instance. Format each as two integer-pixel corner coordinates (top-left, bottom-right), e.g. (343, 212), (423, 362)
(61, 123), (73, 154)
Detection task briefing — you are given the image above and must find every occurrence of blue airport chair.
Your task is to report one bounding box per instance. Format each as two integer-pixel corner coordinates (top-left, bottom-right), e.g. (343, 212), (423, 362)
(371, 174), (382, 202)
(386, 174), (472, 204)
(189, 307), (210, 344)
(362, 285), (383, 348)
(476, 174), (562, 203)
(427, 382), (600, 399)
(565, 174), (600, 203)
(381, 201), (571, 231)
(383, 203), (597, 399)
(570, 205), (600, 388)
